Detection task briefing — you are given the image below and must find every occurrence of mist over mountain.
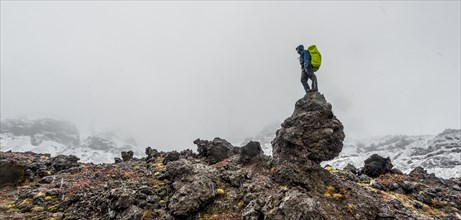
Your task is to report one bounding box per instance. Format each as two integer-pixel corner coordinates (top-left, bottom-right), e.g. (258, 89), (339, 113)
(0, 118), (143, 163)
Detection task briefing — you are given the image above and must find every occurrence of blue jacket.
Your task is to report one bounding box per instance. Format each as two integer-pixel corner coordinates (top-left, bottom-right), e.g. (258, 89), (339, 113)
(296, 45), (311, 68)
(300, 50), (311, 68)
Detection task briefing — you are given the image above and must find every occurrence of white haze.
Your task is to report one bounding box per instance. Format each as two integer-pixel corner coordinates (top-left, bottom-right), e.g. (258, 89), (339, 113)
(1, 1), (460, 151)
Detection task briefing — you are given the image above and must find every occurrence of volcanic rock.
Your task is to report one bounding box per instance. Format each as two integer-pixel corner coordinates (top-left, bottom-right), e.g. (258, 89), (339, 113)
(50, 155), (80, 172)
(362, 154), (393, 178)
(272, 92), (345, 165)
(409, 166), (436, 179)
(121, 150), (134, 162)
(239, 141), (263, 165)
(145, 147), (159, 163)
(343, 163), (358, 174)
(266, 189), (324, 220)
(194, 137), (236, 164)
(0, 159), (25, 187)
(168, 175), (216, 217)
(163, 151), (180, 165)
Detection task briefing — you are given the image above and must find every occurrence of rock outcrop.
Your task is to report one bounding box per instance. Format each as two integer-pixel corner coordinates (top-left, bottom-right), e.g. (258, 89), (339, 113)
(362, 154), (393, 178)
(0, 159), (25, 187)
(194, 137), (237, 164)
(50, 155), (80, 172)
(272, 92), (345, 165)
(239, 141), (263, 165)
(121, 150), (134, 162)
(271, 92), (345, 188)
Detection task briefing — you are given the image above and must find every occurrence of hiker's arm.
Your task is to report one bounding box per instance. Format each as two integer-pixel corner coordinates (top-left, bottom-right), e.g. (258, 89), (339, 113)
(303, 52), (311, 67)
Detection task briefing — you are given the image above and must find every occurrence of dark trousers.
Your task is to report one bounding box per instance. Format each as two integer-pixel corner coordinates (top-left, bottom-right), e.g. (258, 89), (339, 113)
(301, 66), (318, 93)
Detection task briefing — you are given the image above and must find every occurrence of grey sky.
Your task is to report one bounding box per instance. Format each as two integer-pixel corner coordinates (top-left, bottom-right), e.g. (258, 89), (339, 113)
(1, 1), (460, 150)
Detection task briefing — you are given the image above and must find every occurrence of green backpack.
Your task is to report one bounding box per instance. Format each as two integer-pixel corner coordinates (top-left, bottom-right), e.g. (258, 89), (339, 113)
(307, 45), (322, 72)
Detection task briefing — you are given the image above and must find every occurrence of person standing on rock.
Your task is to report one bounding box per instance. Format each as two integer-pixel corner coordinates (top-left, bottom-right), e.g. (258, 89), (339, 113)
(296, 44), (318, 93)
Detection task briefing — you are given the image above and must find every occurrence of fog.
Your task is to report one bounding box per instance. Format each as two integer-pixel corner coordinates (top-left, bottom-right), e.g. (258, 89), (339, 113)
(1, 1), (460, 150)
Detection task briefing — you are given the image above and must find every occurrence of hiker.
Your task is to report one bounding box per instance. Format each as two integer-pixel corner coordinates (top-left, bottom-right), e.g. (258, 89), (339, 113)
(296, 44), (318, 93)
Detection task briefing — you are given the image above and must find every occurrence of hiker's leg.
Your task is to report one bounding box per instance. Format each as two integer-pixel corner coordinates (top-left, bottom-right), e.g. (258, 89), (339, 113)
(305, 66), (318, 91)
(300, 70), (310, 93)
(311, 73), (318, 91)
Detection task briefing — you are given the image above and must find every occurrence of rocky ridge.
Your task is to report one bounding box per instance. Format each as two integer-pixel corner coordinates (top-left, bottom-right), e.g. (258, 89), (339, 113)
(0, 93), (460, 220)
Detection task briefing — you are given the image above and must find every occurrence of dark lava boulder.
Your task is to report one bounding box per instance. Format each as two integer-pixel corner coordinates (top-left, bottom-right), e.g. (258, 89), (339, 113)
(272, 92), (345, 164)
(239, 141), (263, 165)
(121, 150), (134, 162)
(194, 137), (236, 164)
(163, 151), (180, 165)
(0, 159), (25, 187)
(264, 189), (324, 220)
(272, 160), (333, 190)
(145, 147), (159, 163)
(51, 155), (80, 172)
(362, 154), (393, 178)
(168, 175), (217, 217)
(409, 166), (436, 179)
(343, 163), (358, 174)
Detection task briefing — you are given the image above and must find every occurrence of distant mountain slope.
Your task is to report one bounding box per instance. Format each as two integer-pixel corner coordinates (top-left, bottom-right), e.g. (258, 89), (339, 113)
(0, 118), (142, 163)
(322, 129), (460, 179)
(244, 127), (461, 179)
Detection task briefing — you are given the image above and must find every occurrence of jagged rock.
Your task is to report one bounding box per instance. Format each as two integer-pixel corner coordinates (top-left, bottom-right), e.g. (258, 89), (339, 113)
(409, 166), (436, 179)
(417, 189), (435, 205)
(220, 170), (245, 187)
(36, 168), (49, 178)
(39, 176), (54, 184)
(362, 154), (393, 178)
(160, 214), (175, 220)
(179, 149), (195, 159)
(401, 181), (418, 194)
(163, 151), (180, 165)
(165, 159), (194, 181)
(119, 205), (142, 220)
(110, 190), (135, 211)
(370, 180), (385, 190)
(145, 147), (159, 163)
(27, 161), (47, 173)
(242, 198), (265, 220)
(343, 163), (358, 174)
(412, 201), (423, 209)
(358, 174), (371, 182)
(267, 189), (325, 220)
(50, 155), (80, 172)
(272, 161), (332, 189)
(121, 150), (134, 162)
(168, 175), (216, 217)
(390, 168), (403, 175)
(0, 159), (25, 187)
(388, 182), (400, 191)
(272, 92), (345, 165)
(194, 138), (236, 164)
(239, 141), (263, 165)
